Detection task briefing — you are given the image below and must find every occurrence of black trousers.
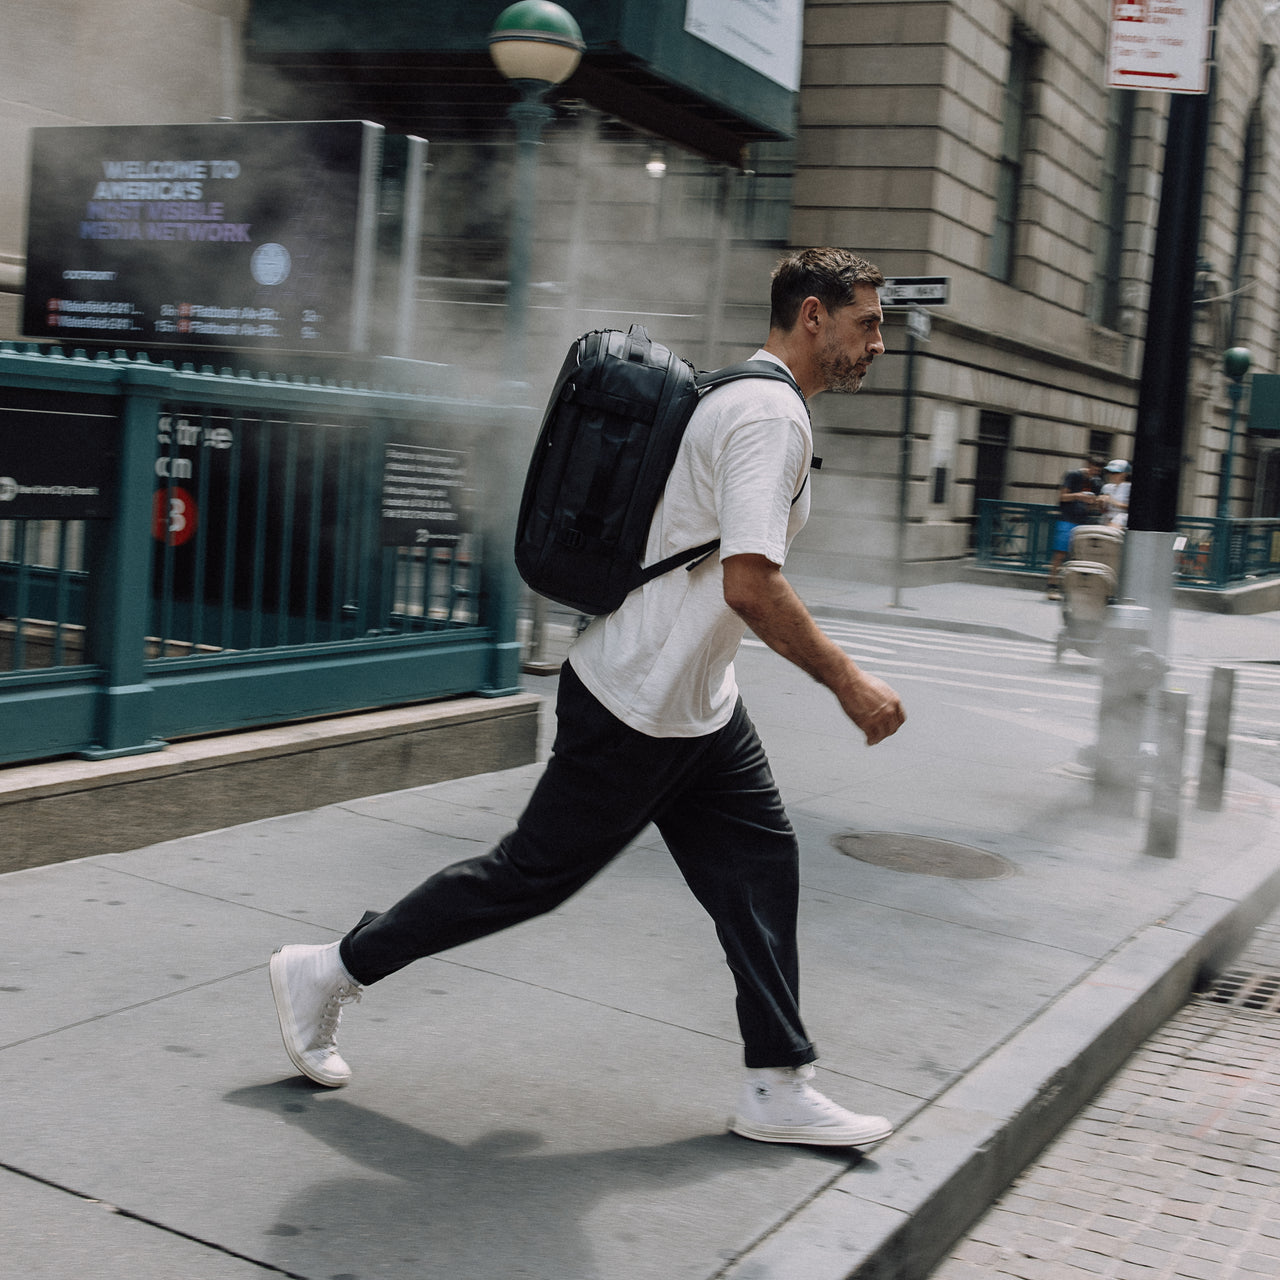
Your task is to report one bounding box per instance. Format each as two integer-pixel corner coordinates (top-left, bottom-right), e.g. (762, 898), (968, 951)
(340, 662), (815, 1068)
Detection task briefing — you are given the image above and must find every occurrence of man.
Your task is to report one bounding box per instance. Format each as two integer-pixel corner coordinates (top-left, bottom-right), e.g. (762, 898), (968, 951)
(269, 248), (906, 1148)
(1046, 454), (1104, 599)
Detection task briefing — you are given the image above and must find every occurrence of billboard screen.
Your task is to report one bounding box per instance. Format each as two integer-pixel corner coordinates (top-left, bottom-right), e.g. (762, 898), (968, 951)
(23, 120), (382, 354)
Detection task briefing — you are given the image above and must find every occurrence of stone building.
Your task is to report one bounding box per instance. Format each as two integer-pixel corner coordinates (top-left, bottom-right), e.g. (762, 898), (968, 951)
(2, 0), (1278, 582)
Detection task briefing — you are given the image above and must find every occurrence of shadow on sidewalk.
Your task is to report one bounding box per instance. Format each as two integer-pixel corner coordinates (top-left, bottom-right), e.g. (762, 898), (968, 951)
(225, 1079), (868, 1278)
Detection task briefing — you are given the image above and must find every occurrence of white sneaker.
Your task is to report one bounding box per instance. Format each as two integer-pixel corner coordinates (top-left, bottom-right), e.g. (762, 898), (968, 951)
(729, 1064), (894, 1148)
(269, 942), (363, 1087)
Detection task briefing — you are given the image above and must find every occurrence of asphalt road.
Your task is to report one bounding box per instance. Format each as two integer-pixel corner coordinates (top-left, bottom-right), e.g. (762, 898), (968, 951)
(537, 603), (1280, 791)
(766, 615), (1280, 792)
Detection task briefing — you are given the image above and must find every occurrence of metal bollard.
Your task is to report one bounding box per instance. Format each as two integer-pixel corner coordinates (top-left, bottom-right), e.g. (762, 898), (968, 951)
(1145, 688), (1189, 859)
(1094, 604), (1164, 816)
(1196, 666), (1235, 812)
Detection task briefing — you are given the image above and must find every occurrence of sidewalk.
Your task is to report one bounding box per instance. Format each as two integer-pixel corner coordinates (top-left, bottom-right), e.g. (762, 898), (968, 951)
(933, 909), (1280, 1279)
(3, 579), (1279, 1280)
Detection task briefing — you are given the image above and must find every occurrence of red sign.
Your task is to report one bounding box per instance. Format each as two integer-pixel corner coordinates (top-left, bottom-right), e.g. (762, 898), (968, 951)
(152, 485), (198, 546)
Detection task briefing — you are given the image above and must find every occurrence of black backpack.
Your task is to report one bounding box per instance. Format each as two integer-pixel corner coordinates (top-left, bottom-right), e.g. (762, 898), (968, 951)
(514, 325), (808, 615)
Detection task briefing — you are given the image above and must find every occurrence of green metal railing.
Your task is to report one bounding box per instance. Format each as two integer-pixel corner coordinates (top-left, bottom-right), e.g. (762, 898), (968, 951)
(975, 500), (1280, 587)
(973, 501), (1059, 574)
(0, 345), (529, 766)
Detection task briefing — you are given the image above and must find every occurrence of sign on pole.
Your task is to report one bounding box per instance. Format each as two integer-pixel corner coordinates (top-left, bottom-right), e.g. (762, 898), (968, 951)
(879, 276), (950, 307)
(1106, 0), (1213, 95)
(906, 307), (932, 342)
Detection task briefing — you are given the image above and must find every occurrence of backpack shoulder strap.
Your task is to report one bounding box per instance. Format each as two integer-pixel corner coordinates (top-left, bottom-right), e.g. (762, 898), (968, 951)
(695, 360), (808, 417)
(694, 360), (821, 478)
(630, 360), (818, 593)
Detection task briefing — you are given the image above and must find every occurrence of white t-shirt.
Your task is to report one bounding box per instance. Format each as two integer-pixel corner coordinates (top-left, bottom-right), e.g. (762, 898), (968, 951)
(1103, 479), (1131, 527)
(568, 350), (811, 738)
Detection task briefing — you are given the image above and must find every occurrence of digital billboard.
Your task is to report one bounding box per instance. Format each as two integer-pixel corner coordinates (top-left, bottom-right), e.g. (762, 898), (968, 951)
(23, 120), (382, 354)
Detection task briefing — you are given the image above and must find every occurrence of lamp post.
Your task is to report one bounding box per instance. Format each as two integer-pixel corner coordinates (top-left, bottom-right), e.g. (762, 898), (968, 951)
(1216, 345), (1251, 523)
(488, 1), (584, 387)
(488, 2), (583, 676)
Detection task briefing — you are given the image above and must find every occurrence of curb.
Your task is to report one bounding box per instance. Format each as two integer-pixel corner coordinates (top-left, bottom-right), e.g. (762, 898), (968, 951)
(0, 693), (541, 873)
(719, 835), (1280, 1280)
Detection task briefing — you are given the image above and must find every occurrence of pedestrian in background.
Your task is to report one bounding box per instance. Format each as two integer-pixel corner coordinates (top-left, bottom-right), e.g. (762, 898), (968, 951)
(1101, 459), (1131, 528)
(1046, 455), (1104, 599)
(267, 247), (907, 1149)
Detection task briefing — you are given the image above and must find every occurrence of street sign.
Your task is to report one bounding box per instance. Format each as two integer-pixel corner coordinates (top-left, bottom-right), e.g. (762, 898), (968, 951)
(906, 306), (932, 341)
(880, 276), (950, 307)
(1106, 0), (1212, 95)
(1248, 373), (1279, 437)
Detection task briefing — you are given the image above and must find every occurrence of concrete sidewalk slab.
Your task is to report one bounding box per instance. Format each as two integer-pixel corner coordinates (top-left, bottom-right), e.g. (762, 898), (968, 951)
(7, 761), (1275, 1280)
(3, 968), (838, 1280)
(1, 1169), (269, 1280)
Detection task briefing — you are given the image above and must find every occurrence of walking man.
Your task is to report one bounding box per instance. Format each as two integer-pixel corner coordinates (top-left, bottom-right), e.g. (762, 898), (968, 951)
(269, 247), (907, 1148)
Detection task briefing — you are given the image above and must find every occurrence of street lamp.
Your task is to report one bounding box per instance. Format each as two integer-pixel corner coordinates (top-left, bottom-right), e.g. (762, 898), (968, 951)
(1216, 346), (1252, 522)
(488, 0), (584, 386)
(488, 2), (583, 675)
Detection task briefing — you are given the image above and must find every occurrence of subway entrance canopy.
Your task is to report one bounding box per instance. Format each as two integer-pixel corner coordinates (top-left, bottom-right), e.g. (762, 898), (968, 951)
(244, 0), (799, 166)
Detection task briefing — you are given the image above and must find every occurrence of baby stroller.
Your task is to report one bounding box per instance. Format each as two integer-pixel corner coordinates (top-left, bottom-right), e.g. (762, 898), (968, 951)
(1054, 524), (1125, 663)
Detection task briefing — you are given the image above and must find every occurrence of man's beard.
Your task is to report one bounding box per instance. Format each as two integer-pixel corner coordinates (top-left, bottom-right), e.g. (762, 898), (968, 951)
(817, 343), (869, 394)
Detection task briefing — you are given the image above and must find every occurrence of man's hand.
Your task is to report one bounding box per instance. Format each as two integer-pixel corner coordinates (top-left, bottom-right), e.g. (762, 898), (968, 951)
(722, 553), (905, 746)
(830, 669), (905, 746)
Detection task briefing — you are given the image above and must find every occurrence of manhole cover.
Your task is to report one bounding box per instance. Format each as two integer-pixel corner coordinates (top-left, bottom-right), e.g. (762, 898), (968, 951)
(832, 832), (1015, 880)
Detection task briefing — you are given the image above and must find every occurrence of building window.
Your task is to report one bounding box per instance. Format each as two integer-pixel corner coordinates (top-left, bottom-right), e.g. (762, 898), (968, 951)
(970, 411), (1012, 546)
(989, 28), (1038, 283)
(1092, 90), (1135, 330)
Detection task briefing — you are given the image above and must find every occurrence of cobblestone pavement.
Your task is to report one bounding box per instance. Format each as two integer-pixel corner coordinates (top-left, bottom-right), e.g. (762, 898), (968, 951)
(931, 914), (1280, 1280)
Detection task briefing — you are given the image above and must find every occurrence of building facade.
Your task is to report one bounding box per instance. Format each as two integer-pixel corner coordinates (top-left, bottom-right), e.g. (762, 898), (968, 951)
(2, 0), (1278, 582)
(791, 0), (1280, 578)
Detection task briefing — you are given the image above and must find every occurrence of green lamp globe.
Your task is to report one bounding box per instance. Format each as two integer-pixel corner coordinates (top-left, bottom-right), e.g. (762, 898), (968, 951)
(489, 2), (585, 85)
(1223, 347), (1252, 382)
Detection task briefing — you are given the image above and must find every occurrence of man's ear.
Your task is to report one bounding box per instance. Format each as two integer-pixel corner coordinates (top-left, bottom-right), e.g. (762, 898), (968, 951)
(799, 295), (824, 334)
